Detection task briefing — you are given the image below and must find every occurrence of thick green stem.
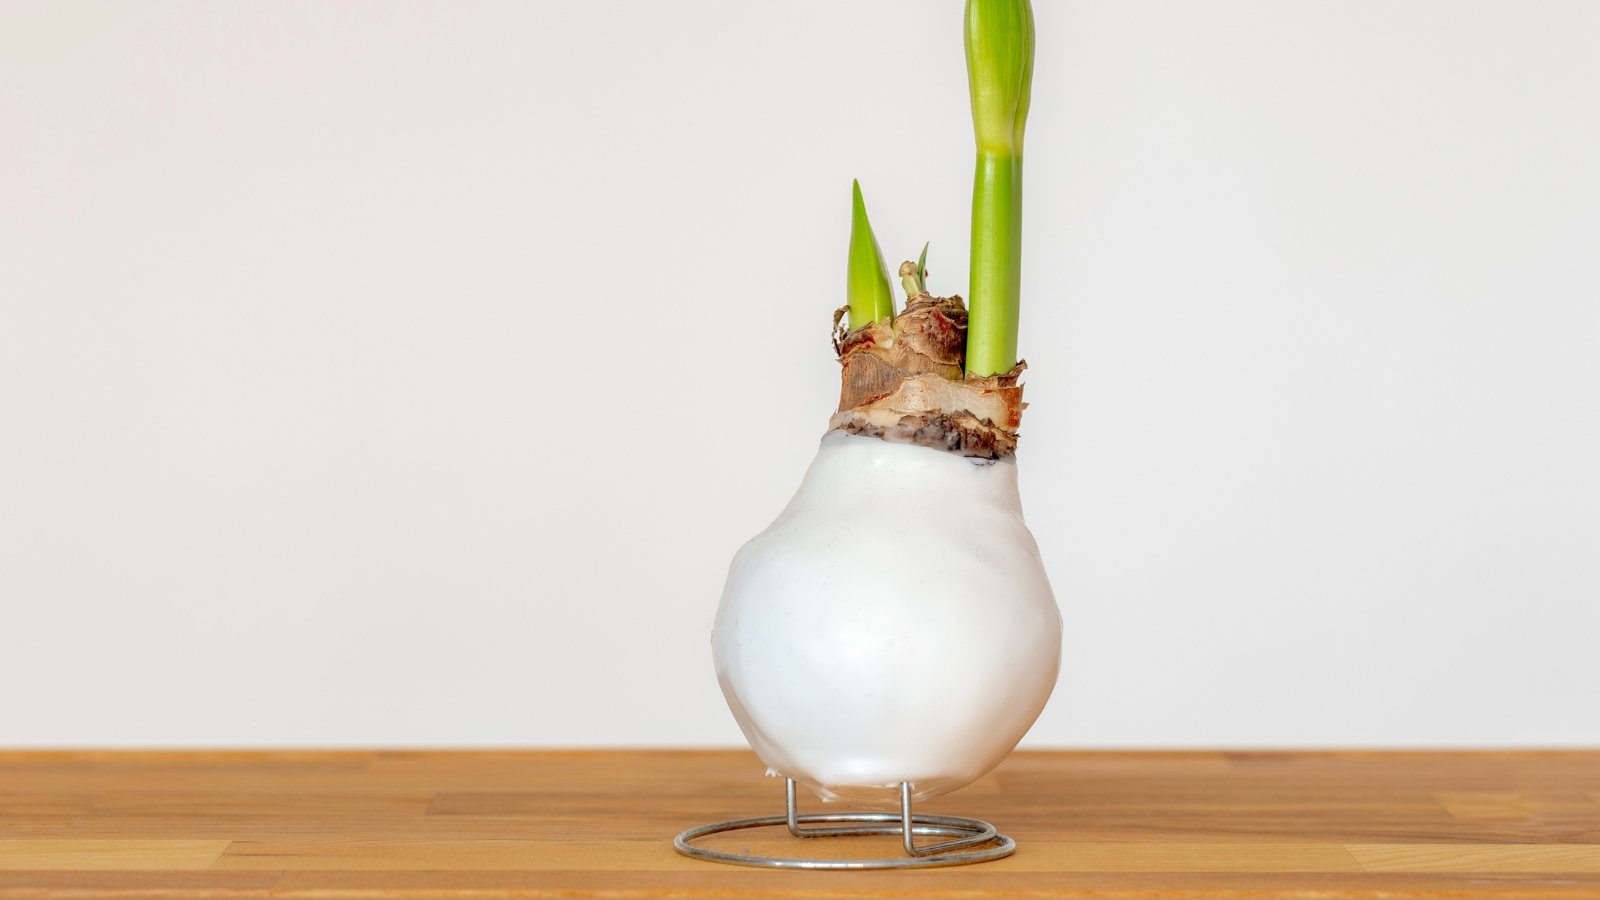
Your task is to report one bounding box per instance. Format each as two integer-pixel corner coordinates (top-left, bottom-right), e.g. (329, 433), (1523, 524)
(964, 0), (1034, 376)
(847, 179), (895, 329)
(967, 152), (1022, 376)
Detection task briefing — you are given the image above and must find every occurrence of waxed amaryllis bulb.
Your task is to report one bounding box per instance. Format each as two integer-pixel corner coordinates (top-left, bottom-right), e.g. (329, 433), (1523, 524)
(707, 0), (1054, 810)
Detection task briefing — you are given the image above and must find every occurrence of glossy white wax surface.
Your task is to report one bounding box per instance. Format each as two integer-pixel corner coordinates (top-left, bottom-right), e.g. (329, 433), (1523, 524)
(713, 432), (1062, 803)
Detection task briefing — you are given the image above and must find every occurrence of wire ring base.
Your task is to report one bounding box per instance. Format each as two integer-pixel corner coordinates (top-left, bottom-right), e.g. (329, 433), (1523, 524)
(674, 778), (1016, 870)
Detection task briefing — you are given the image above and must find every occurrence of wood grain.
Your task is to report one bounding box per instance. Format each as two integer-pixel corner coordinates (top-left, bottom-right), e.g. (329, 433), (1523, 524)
(0, 750), (1597, 897)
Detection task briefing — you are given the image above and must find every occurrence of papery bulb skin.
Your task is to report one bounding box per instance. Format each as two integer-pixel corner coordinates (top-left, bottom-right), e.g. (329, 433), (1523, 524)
(712, 431), (1061, 804)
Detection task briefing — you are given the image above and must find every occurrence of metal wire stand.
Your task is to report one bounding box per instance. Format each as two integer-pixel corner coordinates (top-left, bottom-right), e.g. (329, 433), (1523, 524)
(674, 778), (1016, 869)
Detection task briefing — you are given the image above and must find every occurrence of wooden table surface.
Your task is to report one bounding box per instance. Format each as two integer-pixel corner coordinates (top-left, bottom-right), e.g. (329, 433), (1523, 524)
(2, 750), (1598, 898)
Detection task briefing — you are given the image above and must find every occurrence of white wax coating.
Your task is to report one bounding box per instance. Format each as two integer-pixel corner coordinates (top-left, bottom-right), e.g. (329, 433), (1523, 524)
(713, 431), (1062, 803)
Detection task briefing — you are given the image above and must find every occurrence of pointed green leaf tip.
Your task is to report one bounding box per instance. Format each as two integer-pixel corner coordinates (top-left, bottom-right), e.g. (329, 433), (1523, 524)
(847, 179), (894, 329)
(917, 242), (930, 293)
(965, 0), (1035, 155)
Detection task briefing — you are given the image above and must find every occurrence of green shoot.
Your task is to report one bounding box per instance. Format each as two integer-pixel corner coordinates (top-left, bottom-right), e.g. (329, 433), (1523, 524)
(901, 242), (932, 298)
(847, 179), (895, 329)
(964, 0), (1034, 376)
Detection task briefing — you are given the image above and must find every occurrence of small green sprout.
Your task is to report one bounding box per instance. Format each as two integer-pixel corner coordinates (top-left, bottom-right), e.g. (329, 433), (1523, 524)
(847, 179), (895, 329)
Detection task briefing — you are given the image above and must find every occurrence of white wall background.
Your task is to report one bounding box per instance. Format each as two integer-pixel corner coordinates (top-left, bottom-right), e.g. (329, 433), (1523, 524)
(3, 1), (1597, 748)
